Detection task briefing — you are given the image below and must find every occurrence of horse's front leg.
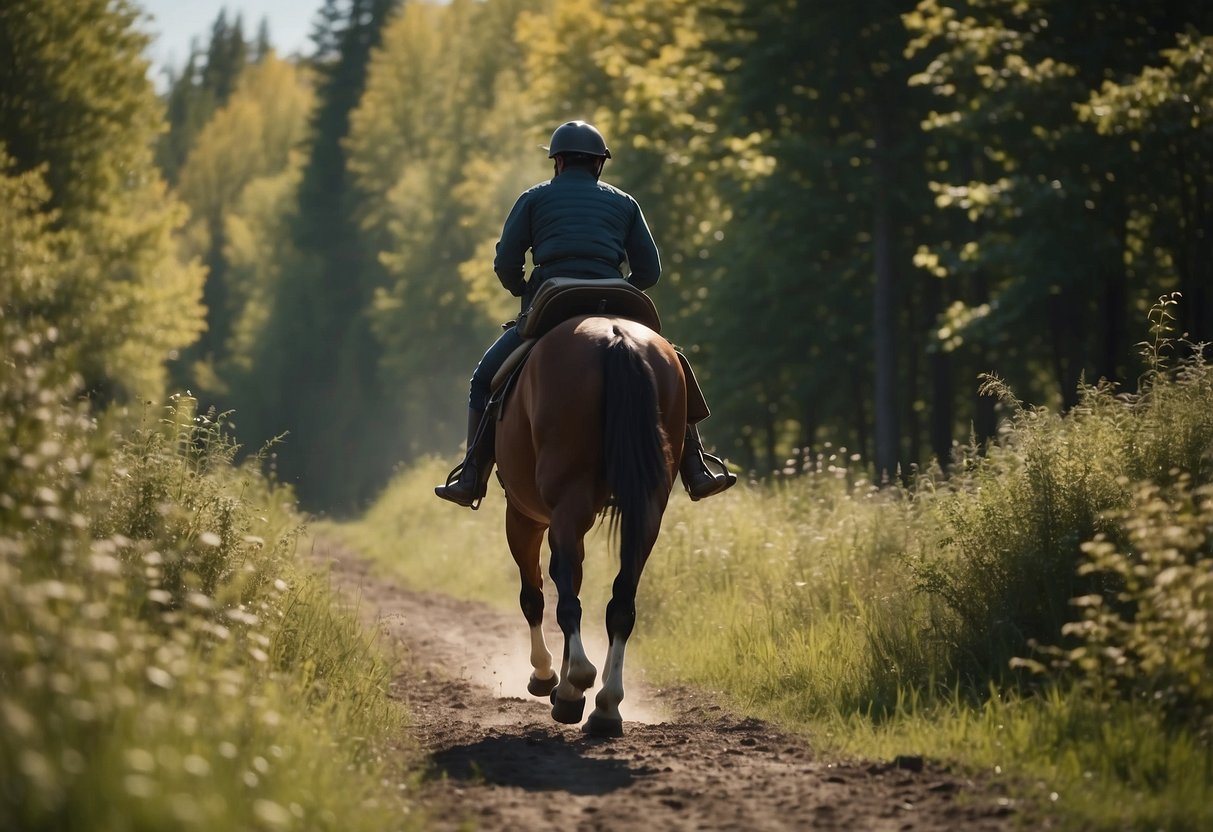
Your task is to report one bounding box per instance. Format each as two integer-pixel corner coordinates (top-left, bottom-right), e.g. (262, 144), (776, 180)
(548, 510), (596, 725)
(506, 505), (557, 696)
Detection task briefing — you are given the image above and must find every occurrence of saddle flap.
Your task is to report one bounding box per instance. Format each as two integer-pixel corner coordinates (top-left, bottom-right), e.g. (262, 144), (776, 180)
(517, 277), (661, 339)
(490, 339), (535, 394)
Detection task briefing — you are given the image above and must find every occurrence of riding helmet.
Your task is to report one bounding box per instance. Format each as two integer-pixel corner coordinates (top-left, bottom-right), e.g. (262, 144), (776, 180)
(544, 120), (611, 159)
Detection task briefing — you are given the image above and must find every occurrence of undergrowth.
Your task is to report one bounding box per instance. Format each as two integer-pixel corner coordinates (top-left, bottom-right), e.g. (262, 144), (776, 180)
(0, 373), (416, 829)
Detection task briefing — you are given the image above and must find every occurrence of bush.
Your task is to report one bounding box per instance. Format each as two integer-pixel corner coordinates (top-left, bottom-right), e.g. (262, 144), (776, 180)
(903, 299), (1213, 691)
(1026, 477), (1213, 738)
(0, 394), (413, 831)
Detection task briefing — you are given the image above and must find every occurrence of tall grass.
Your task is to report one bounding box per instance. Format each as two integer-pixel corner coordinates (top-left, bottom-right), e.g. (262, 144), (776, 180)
(0, 385), (418, 829)
(346, 298), (1213, 830)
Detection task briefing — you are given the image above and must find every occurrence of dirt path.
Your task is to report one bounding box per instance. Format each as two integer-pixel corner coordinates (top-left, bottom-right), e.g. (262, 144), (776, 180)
(315, 537), (1031, 832)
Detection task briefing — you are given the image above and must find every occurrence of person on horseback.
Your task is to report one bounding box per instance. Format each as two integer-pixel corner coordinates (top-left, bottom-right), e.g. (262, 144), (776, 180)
(434, 120), (736, 508)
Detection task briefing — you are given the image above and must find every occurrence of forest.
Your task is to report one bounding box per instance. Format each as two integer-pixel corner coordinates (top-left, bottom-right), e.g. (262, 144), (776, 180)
(144, 0), (1213, 511)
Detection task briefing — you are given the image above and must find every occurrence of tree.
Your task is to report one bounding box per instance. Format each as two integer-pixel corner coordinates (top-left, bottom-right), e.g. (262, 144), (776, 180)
(1080, 32), (1213, 345)
(905, 0), (1213, 410)
(679, 1), (935, 478)
(0, 0), (205, 400)
(243, 0), (400, 511)
(174, 55), (314, 396)
(155, 11), (255, 185)
(347, 0), (551, 464)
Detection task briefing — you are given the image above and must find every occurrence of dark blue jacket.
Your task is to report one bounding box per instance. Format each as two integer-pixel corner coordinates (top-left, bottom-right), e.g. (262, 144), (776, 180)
(494, 168), (660, 306)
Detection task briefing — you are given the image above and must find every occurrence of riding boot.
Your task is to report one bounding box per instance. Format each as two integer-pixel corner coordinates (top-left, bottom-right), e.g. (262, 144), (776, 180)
(680, 423), (737, 501)
(434, 406), (496, 509)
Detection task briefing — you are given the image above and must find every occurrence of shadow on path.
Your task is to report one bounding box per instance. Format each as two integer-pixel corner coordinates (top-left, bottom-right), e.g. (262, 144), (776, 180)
(428, 728), (656, 795)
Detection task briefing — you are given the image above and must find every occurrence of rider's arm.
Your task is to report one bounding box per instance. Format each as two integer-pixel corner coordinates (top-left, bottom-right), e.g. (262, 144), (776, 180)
(494, 193), (531, 297)
(624, 202), (660, 290)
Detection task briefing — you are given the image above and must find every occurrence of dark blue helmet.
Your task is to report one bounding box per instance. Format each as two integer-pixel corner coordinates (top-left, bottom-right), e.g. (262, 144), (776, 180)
(544, 120), (611, 159)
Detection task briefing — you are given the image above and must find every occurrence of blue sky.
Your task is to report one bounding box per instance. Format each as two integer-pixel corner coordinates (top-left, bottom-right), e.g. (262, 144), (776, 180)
(137, 0), (318, 82)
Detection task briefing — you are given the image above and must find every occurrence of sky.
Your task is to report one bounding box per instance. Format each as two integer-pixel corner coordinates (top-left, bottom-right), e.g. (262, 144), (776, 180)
(137, 0), (318, 83)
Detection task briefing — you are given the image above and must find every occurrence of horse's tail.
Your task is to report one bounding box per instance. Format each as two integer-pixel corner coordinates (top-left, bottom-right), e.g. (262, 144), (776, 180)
(601, 325), (671, 574)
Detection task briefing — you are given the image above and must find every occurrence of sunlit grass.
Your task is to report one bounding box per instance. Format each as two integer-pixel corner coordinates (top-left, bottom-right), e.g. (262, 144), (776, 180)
(0, 396), (421, 831)
(325, 456), (521, 609)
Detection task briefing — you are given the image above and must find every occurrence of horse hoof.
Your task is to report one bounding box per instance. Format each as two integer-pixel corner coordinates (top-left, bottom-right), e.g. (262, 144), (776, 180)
(582, 713), (624, 738)
(550, 694), (586, 725)
(528, 673), (558, 697)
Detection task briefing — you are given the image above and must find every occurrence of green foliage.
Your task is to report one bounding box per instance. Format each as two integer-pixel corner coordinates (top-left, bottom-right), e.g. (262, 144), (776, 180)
(0, 0), (205, 401)
(173, 55), (314, 395)
(0, 161), (102, 552)
(0, 391), (415, 830)
(239, 0), (401, 513)
(153, 0), (1213, 513)
(898, 297), (1213, 691)
(350, 0), (512, 451)
(905, 0), (1213, 409)
(1034, 477), (1213, 740)
(155, 10), (257, 185)
(0, 9), (419, 826)
(1078, 31), (1213, 351)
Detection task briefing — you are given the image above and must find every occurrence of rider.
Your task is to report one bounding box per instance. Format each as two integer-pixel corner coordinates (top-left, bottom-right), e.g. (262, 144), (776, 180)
(434, 120), (736, 508)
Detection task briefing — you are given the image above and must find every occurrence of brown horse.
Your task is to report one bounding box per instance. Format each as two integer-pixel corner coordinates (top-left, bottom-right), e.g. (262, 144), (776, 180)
(495, 313), (685, 737)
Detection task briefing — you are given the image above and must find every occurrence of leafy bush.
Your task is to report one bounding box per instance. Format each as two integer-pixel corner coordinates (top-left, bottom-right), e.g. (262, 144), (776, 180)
(0, 393), (413, 831)
(1025, 477), (1213, 738)
(904, 297), (1213, 690)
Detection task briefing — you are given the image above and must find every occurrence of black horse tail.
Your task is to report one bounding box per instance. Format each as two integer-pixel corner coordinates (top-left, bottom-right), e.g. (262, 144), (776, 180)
(601, 325), (670, 578)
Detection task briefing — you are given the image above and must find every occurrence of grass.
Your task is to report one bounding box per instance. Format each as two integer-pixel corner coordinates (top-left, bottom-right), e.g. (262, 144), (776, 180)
(0, 393), (422, 831)
(339, 308), (1213, 831)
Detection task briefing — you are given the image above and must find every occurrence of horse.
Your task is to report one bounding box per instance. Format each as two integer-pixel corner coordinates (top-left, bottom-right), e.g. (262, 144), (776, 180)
(495, 313), (686, 738)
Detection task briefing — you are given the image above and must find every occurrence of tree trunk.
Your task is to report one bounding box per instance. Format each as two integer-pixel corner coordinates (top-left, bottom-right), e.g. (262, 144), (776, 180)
(872, 102), (899, 482)
(925, 273), (954, 466)
(1048, 285), (1083, 410)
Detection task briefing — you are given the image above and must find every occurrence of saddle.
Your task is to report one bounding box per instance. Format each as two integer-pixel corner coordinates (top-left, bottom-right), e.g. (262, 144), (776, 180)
(489, 278), (662, 393)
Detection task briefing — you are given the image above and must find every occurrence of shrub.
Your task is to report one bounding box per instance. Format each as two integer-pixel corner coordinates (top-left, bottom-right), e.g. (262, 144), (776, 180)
(903, 298), (1213, 690)
(1024, 477), (1213, 738)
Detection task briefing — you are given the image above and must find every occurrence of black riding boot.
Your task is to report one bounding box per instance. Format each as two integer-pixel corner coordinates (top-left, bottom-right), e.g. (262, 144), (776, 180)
(680, 424), (737, 501)
(434, 407), (496, 509)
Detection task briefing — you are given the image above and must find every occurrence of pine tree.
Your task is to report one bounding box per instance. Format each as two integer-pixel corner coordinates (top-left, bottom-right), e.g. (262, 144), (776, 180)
(156, 11), (254, 184)
(243, 0), (400, 510)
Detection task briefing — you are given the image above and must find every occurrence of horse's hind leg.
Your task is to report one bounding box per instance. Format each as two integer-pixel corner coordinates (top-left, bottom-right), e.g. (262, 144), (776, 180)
(547, 500), (597, 724)
(585, 502), (664, 738)
(506, 505), (556, 696)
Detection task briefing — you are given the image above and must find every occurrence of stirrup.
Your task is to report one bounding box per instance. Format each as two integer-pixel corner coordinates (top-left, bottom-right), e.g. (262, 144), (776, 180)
(701, 451), (733, 477)
(434, 461), (485, 510)
(687, 452), (737, 501)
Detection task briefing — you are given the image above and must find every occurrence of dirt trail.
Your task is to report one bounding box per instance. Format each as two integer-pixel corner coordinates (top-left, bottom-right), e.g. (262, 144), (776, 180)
(315, 538), (1031, 832)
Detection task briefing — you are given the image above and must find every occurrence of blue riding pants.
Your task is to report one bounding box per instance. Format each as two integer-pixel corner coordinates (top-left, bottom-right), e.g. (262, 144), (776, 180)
(469, 325), (525, 412)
